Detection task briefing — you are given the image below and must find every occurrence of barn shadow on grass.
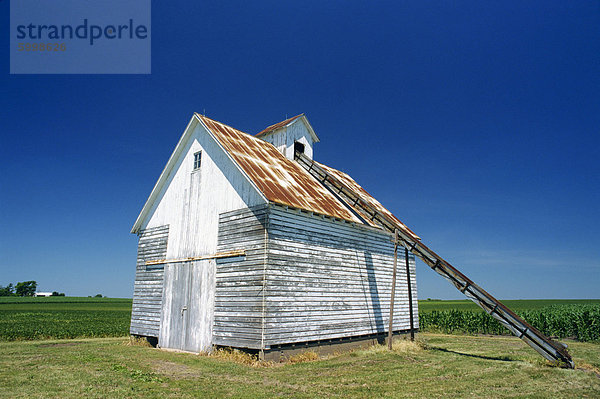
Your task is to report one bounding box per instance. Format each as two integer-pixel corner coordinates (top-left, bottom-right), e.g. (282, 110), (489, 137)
(429, 346), (514, 362)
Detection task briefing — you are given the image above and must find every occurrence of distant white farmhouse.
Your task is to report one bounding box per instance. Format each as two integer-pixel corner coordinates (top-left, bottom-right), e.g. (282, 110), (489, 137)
(34, 292), (53, 297)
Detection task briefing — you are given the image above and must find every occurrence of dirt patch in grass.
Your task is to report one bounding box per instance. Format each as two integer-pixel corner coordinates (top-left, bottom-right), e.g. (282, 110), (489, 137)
(38, 342), (83, 348)
(150, 360), (199, 380)
(151, 348), (275, 379)
(576, 362), (600, 379)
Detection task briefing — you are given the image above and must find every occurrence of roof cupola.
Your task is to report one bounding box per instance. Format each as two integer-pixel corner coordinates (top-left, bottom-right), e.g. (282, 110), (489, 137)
(255, 114), (320, 161)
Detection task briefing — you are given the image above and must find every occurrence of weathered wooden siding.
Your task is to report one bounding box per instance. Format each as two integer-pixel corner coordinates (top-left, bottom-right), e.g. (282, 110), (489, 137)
(140, 120), (267, 259)
(213, 205), (269, 349)
(130, 225), (169, 337)
(263, 205), (419, 347)
(211, 204), (418, 350)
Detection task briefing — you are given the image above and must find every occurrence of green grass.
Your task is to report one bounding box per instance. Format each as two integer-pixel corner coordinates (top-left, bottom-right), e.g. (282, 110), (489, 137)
(0, 334), (598, 398)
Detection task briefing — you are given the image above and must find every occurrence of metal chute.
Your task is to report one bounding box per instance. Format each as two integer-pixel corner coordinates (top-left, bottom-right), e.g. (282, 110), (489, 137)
(295, 151), (574, 368)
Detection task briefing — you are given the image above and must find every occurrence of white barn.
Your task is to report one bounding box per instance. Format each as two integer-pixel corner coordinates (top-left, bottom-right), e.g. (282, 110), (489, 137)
(130, 113), (419, 359)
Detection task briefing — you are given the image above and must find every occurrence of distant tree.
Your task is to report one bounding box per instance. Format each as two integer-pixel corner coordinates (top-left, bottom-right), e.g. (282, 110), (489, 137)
(0, 284), (15, 296)
(51, 291), (59, 296)
(15, 281), (37, 297)
(58, 292), (65, 296)
(94, 294), (103, 298)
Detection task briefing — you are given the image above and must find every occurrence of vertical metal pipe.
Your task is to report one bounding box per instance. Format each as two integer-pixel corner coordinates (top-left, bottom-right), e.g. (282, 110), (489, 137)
(388, 229), (399, 350)
(405, 246), (415, 341)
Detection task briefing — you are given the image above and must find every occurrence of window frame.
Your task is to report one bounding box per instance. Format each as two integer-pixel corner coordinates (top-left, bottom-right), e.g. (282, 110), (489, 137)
(193, 151), (202, 171)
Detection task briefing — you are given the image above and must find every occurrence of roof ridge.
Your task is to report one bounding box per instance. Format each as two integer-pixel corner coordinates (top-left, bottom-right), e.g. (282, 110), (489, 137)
(255, 113), (304, 136)
(195, 113), (247, 134)
(195, 113), (273, 146)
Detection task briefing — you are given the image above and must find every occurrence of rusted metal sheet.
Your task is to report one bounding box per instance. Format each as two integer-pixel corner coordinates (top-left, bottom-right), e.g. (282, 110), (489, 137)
(197, 114), (364, 225)
(255, 114), (304, 137)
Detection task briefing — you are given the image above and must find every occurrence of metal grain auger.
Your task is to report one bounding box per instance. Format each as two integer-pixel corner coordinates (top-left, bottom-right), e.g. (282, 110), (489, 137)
(294, 151), (574, 368)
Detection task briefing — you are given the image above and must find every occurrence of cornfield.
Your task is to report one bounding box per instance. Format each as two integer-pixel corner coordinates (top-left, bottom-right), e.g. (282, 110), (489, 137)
(1, 298), (598, 343)
(419, 304), (600, 342)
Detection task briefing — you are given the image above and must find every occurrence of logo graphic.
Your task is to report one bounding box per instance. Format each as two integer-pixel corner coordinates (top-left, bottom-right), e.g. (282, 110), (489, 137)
(10, 0), (151, 74)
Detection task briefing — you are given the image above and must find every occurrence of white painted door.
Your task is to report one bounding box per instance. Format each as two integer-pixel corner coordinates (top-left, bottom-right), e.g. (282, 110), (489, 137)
(159, 260), (214, 352)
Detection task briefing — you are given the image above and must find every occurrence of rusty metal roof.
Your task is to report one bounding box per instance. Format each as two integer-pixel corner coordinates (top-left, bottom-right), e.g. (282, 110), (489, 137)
(255, 114), (304, 137)
(197, 114), (363, 224)
(197, 114), (413, 232)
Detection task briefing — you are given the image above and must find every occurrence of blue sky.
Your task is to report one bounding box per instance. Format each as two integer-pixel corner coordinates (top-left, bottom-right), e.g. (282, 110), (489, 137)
(1, 1), (598, 299)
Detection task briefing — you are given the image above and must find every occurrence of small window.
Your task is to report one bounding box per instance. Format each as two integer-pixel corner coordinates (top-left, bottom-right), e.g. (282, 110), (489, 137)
(193, 151), (202, 170)
(294, 141), (305, 155)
